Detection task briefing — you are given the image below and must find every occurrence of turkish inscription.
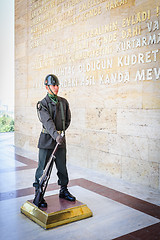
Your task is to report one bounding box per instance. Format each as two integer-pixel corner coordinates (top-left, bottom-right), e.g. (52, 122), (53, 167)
(29, 0), (160, 88)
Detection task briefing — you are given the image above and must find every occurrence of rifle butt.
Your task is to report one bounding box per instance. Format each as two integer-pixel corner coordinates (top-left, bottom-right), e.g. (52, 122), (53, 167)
(33, 191), (43, 207)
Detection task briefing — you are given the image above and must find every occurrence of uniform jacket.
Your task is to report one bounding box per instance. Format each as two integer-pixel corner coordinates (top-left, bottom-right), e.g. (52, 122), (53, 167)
(37, 94), (71, 149)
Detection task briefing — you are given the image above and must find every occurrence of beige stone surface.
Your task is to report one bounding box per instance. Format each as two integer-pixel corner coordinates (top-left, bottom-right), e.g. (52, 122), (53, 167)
(148, 139), (160, 163)
(117, 109), (160, 139)
(67, 145), (88, 168)
(70, 108), (86, 129)
(15, 58), (28, 89)
(86, 108), (117, 133)
(15, 0), (160, 189)
(87, 149), (122, 178)
(15, 132), (38, 152)
(83, 130), (109, 153)
(122, 156), (159, 188)
(15, 43), (27, 59)
(142, 81), (160, 109)
(107, 134), (148, 161)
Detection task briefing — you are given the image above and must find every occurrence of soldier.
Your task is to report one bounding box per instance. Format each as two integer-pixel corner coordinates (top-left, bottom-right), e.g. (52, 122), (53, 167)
(33, 74), (76, 208)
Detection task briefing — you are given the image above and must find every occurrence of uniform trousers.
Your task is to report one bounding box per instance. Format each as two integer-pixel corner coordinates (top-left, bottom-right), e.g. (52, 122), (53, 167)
(33, 147), (69, 191)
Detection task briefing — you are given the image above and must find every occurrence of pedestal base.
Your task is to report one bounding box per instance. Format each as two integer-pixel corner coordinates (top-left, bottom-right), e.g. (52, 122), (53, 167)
(21, 194), (92, 229)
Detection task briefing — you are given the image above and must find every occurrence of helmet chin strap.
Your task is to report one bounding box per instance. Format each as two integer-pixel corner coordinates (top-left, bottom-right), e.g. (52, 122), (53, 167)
(48, 85), (56, 96)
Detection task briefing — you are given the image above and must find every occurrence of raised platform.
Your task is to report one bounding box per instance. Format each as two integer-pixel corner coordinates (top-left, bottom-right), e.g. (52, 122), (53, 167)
(21, 194), (92, 229)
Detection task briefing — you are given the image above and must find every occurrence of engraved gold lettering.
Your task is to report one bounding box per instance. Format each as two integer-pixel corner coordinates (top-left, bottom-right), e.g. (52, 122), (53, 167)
(157, 6), (159, 17)
(135, 68), (160, 81)
(122, 10), (151, 28)
(106, 0), (128, 11)
(122, 26), (141, 39)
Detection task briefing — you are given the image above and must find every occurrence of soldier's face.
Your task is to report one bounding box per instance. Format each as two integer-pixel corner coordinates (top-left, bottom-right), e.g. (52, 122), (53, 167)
(47, 85), (59, 95)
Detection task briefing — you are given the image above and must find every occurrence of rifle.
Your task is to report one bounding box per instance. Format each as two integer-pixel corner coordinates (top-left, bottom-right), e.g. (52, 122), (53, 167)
(33, 141), (60, 207)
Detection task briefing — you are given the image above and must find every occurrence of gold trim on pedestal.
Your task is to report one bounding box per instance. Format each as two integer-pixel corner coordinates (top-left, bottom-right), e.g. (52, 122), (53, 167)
(21, 200), (92, 229)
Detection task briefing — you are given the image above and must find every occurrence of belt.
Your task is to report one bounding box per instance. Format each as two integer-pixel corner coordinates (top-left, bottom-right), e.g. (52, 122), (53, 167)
(42, 128), (48, 134)
(42, 128), (62, 135)
(57, 130), (62, 134)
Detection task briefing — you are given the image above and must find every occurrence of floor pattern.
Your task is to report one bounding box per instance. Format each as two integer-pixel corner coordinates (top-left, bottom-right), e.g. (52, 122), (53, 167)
(0, 133), (160, 239)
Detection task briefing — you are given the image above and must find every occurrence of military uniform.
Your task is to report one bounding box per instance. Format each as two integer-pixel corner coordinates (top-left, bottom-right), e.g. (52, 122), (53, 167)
(33, 94), (71, 191)
(33, 74), (75, 207)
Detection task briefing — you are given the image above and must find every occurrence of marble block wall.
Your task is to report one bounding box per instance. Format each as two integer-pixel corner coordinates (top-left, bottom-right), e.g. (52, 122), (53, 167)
(15, 0), (160, 189)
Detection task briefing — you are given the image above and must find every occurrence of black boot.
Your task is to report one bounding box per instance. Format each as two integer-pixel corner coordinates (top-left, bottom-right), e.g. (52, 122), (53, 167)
(59, 186), (76, 202)
(39, 197), (48, 208)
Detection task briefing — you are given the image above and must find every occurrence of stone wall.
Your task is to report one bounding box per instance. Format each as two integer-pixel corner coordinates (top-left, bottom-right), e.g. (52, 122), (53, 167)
(15, 0), (160, 189)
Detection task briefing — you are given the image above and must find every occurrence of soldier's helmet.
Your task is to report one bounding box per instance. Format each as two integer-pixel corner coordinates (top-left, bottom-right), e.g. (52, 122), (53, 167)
(44, 74), (60, 86)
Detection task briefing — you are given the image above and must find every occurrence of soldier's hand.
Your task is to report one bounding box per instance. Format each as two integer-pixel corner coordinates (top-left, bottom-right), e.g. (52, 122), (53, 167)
(56, 134), (64, 145)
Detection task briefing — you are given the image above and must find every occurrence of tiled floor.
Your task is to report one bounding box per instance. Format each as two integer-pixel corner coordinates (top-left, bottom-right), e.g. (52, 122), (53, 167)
(0, 132), (160, 240)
